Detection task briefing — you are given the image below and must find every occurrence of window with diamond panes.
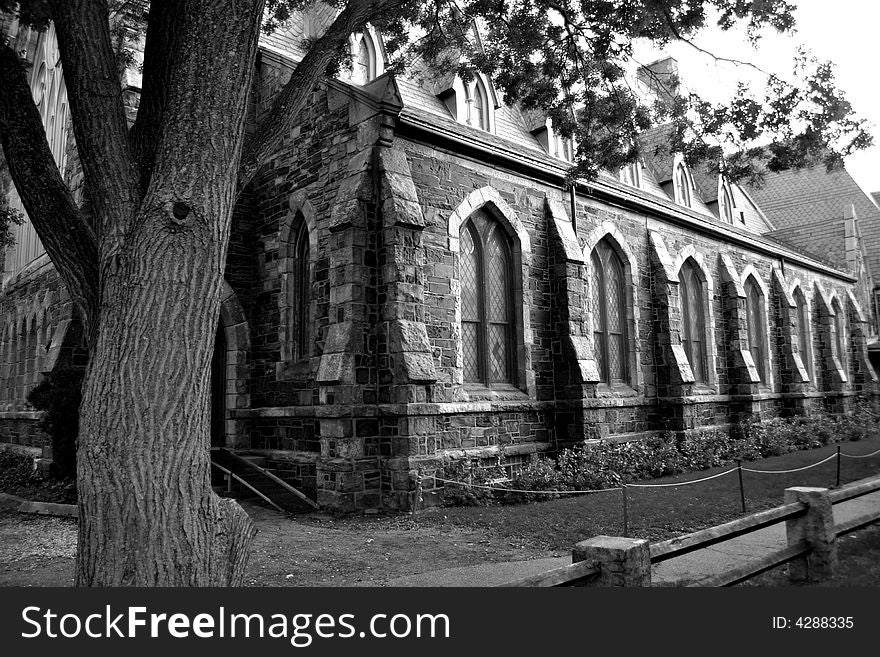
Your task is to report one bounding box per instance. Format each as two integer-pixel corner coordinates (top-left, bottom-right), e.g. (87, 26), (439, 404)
(459, 211), (514, 385)
(795, 288), (812, 380)
(590, 239), (627, 385)
(745, 277), (766, 383)
(291, 215), (310, 361)
(679, 259), (707, 383)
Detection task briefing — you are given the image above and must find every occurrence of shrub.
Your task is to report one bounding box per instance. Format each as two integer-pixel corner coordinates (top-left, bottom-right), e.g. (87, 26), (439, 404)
(437, 407), (880, 507)
(438, 459), (506, 507)
(27, 367), (84, 479)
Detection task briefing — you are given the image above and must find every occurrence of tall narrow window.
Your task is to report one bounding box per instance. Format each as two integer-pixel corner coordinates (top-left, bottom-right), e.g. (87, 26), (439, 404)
(794, 288), (812, 380)
(679, 259), (707, 383)
(675, 162), (692, 208)
(833, 299), (847, 365)
(353, 34), (375, 84)
(471, 77), (489, 131)
(291, 215), (310, 361)
(460, 210), (514, 385)
(591, 239), (627, 385)
(745, 277), (766, 383)
(620, 162), (641, 188)
(720, 183), (734, 223)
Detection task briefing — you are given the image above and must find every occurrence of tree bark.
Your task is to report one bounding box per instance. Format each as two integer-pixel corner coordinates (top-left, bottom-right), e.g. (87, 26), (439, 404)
(73, 0), (264, 586)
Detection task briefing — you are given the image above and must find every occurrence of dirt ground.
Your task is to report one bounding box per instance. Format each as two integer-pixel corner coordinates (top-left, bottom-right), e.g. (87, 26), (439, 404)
(0, 501), (552, 587)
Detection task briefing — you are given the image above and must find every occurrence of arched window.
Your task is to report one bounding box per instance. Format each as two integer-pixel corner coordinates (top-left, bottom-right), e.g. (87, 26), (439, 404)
(290, 215), (310, 361)
(460, 210), (514, 385)
(833, 299), (847, 365)
(590, 239), (627, 385)
(620, 162), (641, 188)
(470, 77), (489, 131)
(745, 276), (766, 383)
(674, 162), (692, 208)
(720, 183), (734, 223)
(352, 33), (375, 84)
(794, 288), (812, 380)
(679, 259), (707, 383)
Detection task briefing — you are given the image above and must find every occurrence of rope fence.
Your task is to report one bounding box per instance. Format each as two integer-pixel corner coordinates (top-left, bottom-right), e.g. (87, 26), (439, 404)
(424, 444), (880, 536)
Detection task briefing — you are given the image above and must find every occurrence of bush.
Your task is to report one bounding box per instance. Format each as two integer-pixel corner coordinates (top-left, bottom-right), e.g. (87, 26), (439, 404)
(27, 367), (85, 479)
(440, 406), (880, 507)
(438, 459), (507, 507)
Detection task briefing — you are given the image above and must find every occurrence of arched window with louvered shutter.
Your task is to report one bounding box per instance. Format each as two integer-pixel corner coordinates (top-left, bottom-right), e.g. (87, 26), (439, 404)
(794, 287), (813, 380)
(675, 162), (692, 208)
(745, 276), (766, 383)
(679, 258), (707, 383)
(471, 77), (489, 131)
(590, 239), (628, 385)
(460, 210), (514, 385)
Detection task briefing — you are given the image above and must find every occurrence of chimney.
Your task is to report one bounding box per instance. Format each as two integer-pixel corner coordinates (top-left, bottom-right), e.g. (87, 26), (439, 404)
(637, 57), (680, 103)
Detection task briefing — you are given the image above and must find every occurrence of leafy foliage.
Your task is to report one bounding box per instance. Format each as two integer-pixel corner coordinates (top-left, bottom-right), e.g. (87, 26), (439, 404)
(3, 1), (871, 187)
(440, 405), (880, 506)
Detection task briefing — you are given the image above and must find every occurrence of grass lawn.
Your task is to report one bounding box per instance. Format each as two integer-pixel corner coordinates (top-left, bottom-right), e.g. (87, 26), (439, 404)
(418, 435), (880, 551)
(743, 523), (880, 586)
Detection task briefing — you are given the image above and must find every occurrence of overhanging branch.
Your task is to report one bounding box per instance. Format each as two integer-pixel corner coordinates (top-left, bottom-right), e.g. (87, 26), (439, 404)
(0, 42), (99, 335)
(237, 0), (400, 193)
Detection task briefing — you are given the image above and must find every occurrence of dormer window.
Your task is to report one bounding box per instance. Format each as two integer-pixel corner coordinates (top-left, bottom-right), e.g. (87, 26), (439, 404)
(349, 28), (383, 85)
(440, 73), (497, 134)
(620, 162), (641, 188)
(719, 180), (735, 224)
(674, 160), (692, 208)
(470, 76), (489, 130)
(553, 135), (575, 161)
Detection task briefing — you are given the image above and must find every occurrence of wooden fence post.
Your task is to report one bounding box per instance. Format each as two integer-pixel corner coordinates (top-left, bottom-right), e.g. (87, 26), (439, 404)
(571, 536), (651, 587)
(783, 487), (837, 583)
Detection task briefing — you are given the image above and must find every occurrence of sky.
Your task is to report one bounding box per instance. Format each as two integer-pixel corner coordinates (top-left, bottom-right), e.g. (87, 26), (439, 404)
(632, 0), (880, 197)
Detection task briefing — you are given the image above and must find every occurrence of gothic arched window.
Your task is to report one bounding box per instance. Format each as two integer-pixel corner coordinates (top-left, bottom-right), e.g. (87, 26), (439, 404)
(745, 276), (766, 383)
(590, 239), (628, 385)
(679, 259), (707, 383)
(794, 288), (812, 380)
(675, 162), (692, 208)
(353, 33), (375, 84)
(460, 210), (514, 385)
(833, 299), (847, 365)
(620, 162), (641, 188)
(470, 77), (489, 131)
(720, 183), (734, 223)
(290, 215), (310, 361)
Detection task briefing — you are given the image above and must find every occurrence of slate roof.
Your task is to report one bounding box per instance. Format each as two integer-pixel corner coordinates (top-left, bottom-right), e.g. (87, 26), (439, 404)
(746, 166), (880, 279)
(395, 73), (547, 152)
(638, 124), (675, 183)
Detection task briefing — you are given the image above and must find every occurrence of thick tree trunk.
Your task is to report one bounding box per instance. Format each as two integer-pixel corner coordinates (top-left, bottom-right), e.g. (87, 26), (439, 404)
(75, 204), (255, 585)
(70, 0), (264, 585)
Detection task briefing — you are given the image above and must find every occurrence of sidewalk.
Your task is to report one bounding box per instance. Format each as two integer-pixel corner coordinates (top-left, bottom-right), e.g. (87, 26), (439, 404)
(372, 477), (880, 587)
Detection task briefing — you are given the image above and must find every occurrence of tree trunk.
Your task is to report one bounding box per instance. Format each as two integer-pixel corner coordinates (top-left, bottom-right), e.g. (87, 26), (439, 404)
(75, 205), (256, 585)
(71, 0), (264, 586)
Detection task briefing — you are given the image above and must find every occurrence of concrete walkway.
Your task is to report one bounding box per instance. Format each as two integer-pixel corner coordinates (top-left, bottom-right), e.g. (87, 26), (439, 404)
(374, 477), (880, 587)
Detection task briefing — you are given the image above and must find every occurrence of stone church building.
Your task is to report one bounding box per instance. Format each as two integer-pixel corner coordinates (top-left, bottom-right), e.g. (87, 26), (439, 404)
(1, 7), (878, 511)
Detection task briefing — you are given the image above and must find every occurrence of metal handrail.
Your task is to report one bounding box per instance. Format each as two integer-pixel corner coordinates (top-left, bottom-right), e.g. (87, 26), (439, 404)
(210, 461), (286, 514)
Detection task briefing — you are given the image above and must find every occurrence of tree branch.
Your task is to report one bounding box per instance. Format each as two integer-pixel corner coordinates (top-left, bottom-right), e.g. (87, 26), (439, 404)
(0, 42), (99, 334)
(237, 0), (402, 192)
(653, 1), (772, 77)
(48, 0), (141, 239)
(129, 0), (184, 192)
